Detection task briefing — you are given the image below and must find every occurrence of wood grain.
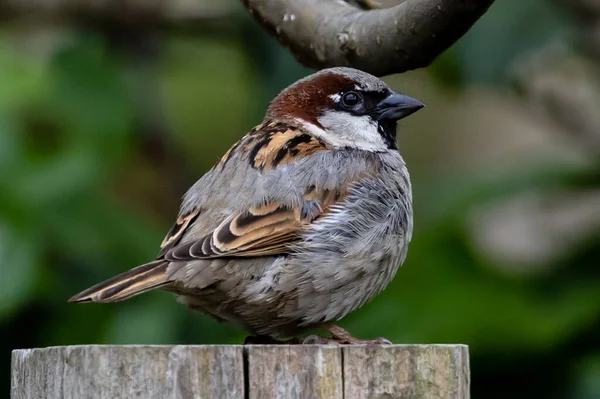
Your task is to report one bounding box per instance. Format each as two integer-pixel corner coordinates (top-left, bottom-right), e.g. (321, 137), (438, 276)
(11, 345), (469, 399)
(246, 345), (343, 399)
(11, 345), (244, 399)
(343, 345), (469, 399)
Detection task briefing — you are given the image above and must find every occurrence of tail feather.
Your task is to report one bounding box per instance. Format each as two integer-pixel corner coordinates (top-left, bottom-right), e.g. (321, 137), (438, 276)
(68, 261), (170, 303)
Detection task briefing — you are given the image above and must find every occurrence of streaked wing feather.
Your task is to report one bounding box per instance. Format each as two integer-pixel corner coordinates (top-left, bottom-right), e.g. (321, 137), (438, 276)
(165, 203), (306, 261)
(68, 260), (169, 303)
(158, 209), (201, 257)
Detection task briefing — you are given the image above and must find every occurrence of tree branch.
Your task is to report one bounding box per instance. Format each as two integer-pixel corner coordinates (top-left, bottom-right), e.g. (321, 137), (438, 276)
(241, 0), (496, 76)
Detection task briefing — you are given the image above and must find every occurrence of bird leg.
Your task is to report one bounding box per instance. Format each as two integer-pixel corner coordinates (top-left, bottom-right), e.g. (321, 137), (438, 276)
(244, 335), (302, 345)
(302, 323), (392, 345)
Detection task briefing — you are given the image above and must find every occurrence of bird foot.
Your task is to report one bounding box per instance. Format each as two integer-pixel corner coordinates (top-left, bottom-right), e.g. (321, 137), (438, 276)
(244, 323), (392, 346)
(340, 336), (392, 345)
(305, 323), (391, 345)
(302, 334), (391, 345)
(244, 335), (301, 345)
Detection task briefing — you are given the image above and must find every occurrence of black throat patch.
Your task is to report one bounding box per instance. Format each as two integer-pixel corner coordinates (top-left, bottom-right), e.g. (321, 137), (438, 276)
(378, 120), (398, 151)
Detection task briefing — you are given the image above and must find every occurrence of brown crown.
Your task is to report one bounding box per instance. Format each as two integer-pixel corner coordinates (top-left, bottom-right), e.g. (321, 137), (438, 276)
(266, 71), (356, 127)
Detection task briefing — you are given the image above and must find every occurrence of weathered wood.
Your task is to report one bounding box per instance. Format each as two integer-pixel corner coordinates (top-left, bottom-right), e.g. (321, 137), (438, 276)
(247, 345), (343, 399)
(11, 344), (469, 399)
(11, 345), (244, 399)
(343, 345), (470, 399)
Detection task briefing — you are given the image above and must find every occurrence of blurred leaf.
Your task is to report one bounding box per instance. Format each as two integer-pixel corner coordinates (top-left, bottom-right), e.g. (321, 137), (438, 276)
(48, 35), (133, 141)
(16, 147), (105, 209)
(0, 42), (46, 111)
(0, 112), (21, 178)
(428, 49), (465, 90)
(451, 0), (570, 84)
(573, 354), (600, 399)
(417, 157), (594, 226)
(104, 295), (182, 344)
(161, 37), (262, 171)
(43, 193), (163, 267)
(0, 223), (40, 318)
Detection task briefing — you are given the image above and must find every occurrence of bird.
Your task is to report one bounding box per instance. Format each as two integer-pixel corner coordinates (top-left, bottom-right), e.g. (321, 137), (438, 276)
(69, 67), (424, 345)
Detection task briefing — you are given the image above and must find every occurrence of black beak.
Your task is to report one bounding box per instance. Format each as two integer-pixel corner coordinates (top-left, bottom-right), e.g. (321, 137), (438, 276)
(374, 91), (425, 121)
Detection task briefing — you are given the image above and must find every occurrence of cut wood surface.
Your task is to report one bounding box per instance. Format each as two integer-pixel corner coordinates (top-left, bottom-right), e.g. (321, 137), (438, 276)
(11, 344), (469, 399)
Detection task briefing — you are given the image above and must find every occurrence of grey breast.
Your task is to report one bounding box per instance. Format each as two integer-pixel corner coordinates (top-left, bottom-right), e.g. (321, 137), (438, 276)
(275, 150), (413, 327)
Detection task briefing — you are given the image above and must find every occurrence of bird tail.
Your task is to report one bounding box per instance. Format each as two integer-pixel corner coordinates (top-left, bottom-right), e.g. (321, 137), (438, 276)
(68, 260), (170, 303)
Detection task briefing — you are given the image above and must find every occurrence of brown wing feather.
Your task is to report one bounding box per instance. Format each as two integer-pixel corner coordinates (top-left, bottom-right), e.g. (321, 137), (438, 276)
(158, 209), (201, 257)
(164, 185), (348, 262)
(68, 260), (169, 303)
(165, 203), (307, 260)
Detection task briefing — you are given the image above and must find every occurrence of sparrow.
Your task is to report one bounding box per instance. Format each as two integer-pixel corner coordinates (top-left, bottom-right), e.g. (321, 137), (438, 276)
(69, 67), (424, 344)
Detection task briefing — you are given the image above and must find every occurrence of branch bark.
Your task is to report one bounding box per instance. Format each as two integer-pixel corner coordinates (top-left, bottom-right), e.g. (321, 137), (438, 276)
(241, 0), (496, 76)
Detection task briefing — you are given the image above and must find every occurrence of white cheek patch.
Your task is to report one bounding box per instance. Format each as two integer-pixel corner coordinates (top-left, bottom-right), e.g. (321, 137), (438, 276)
(299, 111), (388, 151)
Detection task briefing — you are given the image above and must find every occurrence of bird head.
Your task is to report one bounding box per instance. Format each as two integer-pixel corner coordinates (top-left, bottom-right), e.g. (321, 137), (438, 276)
(266, 67), (424, 151)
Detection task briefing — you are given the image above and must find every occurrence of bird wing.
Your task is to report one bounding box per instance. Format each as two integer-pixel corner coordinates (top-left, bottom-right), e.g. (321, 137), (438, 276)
(163, 190), (345, 261)
(157, 120), (343, 260)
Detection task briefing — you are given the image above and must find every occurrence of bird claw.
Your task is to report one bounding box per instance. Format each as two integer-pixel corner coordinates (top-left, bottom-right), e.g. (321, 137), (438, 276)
(322, 322), (393, 345)
(302, 334), (391, 345)
(375, 337), (392, 345)
(333, 336), (392, 345)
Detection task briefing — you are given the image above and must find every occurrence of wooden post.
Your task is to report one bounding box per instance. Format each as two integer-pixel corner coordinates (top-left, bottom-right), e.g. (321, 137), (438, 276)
(11, 345), (469, 398)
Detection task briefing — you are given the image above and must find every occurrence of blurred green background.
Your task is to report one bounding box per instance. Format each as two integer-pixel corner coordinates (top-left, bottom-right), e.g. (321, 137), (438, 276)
(2, 0), (600, 397)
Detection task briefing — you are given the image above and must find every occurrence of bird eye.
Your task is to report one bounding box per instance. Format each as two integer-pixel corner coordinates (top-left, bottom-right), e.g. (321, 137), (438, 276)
(341, 91), (362, 108)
